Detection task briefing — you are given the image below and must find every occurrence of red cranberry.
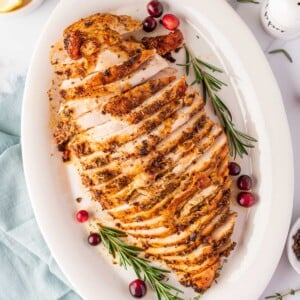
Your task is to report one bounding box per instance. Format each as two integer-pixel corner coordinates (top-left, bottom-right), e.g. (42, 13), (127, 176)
(238, 175), (253, 190)
(228, 162), (241, 176)
(161, 14), (180, 31)
(143, 16), (157, 32)
(76, 210), (89, 223)
(238, 192), (256, 207)
(88, 233), (101, 246)
(147, 0), (163, 18)
(129, 279), (147, 298)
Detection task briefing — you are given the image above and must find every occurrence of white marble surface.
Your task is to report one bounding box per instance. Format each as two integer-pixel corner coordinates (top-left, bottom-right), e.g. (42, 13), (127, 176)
(0, 0), (299, 298)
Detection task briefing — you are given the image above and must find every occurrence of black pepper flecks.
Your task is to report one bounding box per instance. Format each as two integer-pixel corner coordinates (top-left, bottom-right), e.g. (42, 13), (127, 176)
(293, 229), (300, 260)
(76, 197), (82, 203)
(162, 52), (176, 63)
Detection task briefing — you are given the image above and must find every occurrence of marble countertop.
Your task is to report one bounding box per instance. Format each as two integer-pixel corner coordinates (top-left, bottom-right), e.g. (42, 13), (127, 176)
(0, 0), (299, 298)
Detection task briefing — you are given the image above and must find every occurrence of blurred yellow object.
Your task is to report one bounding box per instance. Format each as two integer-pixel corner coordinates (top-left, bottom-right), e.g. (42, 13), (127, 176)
(0, 0), (23, 12)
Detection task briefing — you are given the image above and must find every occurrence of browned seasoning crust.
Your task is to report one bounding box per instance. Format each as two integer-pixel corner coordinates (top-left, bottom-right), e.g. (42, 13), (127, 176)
(51, 13), (237, 294)
(60, 49), (156, 101)
(64, 30), (83, 60)
(54, 77), (176, 148)
(142, 30), (184, 56)
(103, 76), (176, 117)
(63, 13), (142, 60)
(52, 40), (146, 81)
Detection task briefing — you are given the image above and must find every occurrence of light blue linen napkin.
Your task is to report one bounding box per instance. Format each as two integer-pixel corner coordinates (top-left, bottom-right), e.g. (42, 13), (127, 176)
(0, 77), (81, 300)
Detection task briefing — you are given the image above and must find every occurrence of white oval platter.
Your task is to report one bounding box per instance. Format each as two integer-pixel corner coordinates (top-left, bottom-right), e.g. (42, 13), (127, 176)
(21, 0), (294, 299)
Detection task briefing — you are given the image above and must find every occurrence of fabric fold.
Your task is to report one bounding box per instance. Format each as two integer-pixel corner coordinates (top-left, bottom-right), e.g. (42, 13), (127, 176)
(0, 78), (81, 300)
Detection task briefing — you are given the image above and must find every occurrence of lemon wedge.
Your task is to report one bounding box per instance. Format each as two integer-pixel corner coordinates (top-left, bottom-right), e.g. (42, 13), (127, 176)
(0, 0), (23, 12)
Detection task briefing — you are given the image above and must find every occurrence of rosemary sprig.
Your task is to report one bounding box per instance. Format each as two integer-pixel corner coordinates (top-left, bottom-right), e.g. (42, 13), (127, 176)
(269, 49), (293, 63)
(236, 0), (260, 3)
(265, 288), (300, 300)
(98, 225), (184, 300)
(178, 45), (257, 158)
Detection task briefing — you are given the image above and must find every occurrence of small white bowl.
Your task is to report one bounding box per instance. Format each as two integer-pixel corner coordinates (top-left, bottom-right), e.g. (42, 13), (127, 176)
(287, 217), (300, 274)
(0, 0), (44, 18)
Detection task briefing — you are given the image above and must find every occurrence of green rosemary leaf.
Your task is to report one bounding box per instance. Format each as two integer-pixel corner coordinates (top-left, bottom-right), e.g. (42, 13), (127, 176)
(98, 225), (184, 300)
(265, 288), (300, 300)
(205, 73), (227, 89)
(269, 49), (293, 63)
(192, 63), (203, 84)
(185, 45), (191, 75)
(236, 0), (260, 3)
(195, 58), (224, 73)
(180, 45), (257, 158)
(214, 95), (232, 120)
(203, 84), (207, 104)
